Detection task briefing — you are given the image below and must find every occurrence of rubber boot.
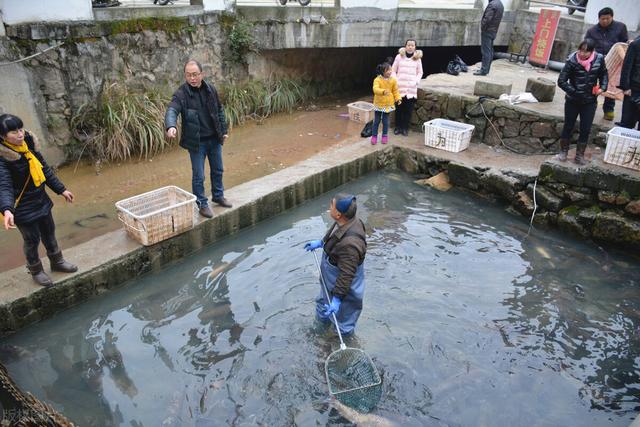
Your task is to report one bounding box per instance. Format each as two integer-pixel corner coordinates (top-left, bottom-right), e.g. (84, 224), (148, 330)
(555, 138), (570, 162)
(27, 261), (53, 287)
(48, 251), (78, 273)
(574, 142), (588, 166)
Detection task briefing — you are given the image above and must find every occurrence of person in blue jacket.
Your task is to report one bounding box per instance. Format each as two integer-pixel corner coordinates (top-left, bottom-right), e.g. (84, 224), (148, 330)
(304, 194), (367, 336)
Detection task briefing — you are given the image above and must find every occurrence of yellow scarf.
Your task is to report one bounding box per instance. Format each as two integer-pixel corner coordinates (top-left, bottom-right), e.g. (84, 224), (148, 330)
(2, 140), (46, 187)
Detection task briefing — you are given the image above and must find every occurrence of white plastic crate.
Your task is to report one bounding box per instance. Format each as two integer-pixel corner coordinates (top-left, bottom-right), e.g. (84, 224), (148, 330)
(347, 101), (374, 123)
(423, 119), (475, 153)
(604, 127), (640, 171)
(116, 186), (197, 246)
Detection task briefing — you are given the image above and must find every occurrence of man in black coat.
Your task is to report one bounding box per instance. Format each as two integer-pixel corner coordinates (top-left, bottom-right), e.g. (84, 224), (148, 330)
(165, 59), (230, 219)
(618, 36), (640, 130)
(585, 7), (628, 121)
(474, 0), (504, 76)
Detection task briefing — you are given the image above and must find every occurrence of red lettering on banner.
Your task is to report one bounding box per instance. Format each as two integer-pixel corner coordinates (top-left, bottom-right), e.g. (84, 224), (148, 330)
(530, 8), (561, 66)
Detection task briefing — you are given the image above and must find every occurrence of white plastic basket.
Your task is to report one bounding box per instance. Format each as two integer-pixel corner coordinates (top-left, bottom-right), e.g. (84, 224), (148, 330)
(423, 119), (475, 153)
(347, 101), (374, 123)
(604, 127), (640, 171)
(115, 186), (198, 246)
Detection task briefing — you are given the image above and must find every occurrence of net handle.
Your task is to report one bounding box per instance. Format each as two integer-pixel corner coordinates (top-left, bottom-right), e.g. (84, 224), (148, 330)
(312, 250), (346, 350)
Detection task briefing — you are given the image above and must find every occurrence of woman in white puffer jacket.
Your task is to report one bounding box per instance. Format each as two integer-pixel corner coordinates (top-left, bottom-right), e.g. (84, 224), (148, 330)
(391, 39), (423, 136)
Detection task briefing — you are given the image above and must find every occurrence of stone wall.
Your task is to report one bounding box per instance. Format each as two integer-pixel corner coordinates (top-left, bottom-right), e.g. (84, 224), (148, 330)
(514, 10), (640, 63)
(412, 88), (611, 155)
(0, 14), (233, 162)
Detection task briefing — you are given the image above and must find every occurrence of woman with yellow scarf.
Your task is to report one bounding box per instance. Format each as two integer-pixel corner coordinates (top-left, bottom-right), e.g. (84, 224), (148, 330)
(0, 114), (77, 287)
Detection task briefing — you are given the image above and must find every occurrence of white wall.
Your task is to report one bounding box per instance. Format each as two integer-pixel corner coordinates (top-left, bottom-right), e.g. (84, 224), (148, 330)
(585, 0), (640, 32)
(341, 0), (398, 10)
(1, 0), (93, 25)
(203, 0), (226, 11)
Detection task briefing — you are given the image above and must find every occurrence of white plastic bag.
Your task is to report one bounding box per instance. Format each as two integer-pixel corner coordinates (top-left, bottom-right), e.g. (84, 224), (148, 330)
(499, 92), (539, 105)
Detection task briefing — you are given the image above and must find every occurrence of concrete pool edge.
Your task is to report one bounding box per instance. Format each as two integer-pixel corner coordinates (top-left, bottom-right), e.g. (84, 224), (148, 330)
(1, 136), (640, 337)
(0, 140), (385, 336)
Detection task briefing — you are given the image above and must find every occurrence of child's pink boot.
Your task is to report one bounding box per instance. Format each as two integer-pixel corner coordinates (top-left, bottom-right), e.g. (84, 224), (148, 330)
(371, 135), (378, 145)
(381, 135), (388, 144)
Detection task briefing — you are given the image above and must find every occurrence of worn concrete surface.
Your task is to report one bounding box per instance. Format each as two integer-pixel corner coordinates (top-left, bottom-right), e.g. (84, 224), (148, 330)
(422, 59), (622, 127)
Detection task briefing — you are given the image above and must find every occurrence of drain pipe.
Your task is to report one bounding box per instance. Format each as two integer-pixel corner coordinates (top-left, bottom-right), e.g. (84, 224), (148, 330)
(494, 52), (565, 72)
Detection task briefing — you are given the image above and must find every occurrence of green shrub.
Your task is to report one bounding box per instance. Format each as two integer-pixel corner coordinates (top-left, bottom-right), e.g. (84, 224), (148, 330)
(225, 17), (258, 64)
(220, 78), (312, 127)
(71, 83), (175, 162)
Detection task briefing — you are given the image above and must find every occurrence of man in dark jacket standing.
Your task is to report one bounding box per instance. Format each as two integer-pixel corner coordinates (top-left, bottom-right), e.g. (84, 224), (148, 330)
(474, 0), (504, 76)
(304, 194), (367, 336)
(585, 7), (628, 121)
(618, 36), (640, 130)
(165, 59), (231, 218)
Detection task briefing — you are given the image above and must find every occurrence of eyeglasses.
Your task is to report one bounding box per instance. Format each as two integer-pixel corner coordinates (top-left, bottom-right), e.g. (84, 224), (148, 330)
(185, 72), (201, 78)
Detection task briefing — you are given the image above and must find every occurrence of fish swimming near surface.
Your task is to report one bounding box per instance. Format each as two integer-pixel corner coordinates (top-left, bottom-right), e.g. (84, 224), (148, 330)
(535, 246), (552, 259)
(330, 398), (396, 427)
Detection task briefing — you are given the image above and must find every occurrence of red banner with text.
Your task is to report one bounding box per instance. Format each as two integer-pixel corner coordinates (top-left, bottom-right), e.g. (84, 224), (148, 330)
(529, 9), (561, 66)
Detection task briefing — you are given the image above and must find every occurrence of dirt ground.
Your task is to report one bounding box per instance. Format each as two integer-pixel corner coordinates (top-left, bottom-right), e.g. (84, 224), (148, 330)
(0, 100), (366, 272)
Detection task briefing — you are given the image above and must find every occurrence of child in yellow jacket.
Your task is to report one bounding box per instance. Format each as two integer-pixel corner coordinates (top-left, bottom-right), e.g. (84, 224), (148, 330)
(371, 62), (401, 145)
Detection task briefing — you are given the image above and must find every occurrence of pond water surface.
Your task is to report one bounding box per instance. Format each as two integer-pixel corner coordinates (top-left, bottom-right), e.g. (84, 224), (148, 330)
(2, 171), (640, 426)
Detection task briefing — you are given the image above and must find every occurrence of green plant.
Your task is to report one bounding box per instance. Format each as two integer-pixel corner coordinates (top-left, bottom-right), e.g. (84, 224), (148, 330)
(71, 83), (175, 162)
(219, 78), (312, 128)
(225, 17), (258, 64)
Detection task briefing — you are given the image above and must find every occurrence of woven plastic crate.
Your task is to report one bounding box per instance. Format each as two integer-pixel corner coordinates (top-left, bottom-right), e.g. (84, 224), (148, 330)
(423, 119), (475, 153)
(604, 127), (640, 171)
(116, 186), (197, 246)
(347, 101), (374, 123)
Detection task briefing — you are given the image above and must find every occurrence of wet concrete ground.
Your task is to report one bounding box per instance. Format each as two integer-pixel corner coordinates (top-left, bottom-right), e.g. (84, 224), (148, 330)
(0, 103), (363, 273)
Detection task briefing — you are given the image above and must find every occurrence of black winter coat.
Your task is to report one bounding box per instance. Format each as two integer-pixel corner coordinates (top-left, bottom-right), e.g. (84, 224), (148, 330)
(481, 0), (504, 34)
(619, 37), (640, 92)
(0, 132), (66, 225)
(558, 52), (609, 105)
(164, 81), (228, 153)
(585, 21), (628, 56)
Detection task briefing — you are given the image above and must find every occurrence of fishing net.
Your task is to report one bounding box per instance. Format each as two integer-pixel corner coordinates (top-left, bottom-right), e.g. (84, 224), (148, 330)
(325, 347), (382, 413)
(311, 250), (382, 413)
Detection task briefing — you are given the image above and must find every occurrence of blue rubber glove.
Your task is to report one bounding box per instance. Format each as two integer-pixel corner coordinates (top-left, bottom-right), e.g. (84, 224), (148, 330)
(323, 296), (341, 317)
(304, 239), (323, 252)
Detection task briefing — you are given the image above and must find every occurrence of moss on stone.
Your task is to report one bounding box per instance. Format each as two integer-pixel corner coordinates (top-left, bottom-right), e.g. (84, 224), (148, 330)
(560, 205), (579, 216)
(584, 205), (602, 215)
(109, 17), (192, 35)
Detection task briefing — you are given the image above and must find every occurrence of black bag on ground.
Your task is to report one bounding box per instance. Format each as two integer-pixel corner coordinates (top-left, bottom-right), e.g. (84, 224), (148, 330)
(454, 55), (469, 72)
(446, 61), (461, 76)
(361, 121), (374, 138)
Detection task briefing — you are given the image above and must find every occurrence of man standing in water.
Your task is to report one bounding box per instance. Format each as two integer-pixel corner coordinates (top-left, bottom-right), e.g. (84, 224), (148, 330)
(304, 194), (367, 336)
(165, 59), (231, 218)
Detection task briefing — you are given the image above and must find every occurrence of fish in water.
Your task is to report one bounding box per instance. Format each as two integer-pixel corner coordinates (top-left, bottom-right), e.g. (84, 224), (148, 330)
(330, 398), (396, 427)
(535, 246), (551, 259)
